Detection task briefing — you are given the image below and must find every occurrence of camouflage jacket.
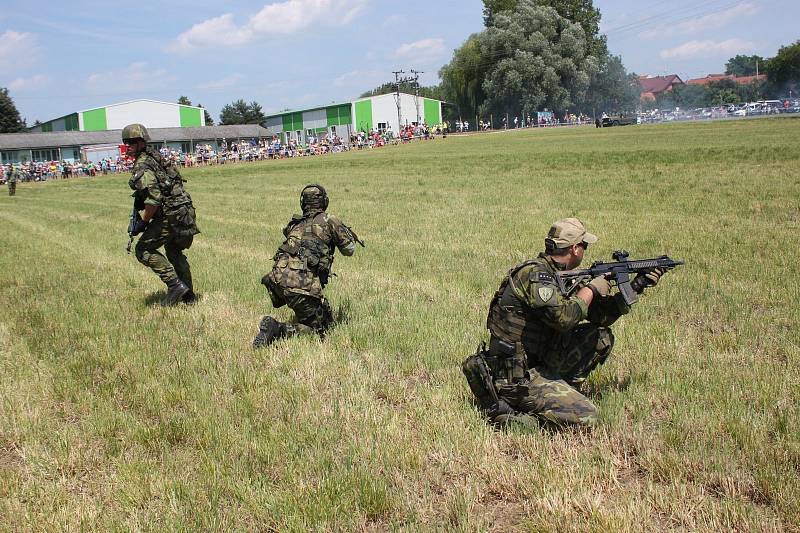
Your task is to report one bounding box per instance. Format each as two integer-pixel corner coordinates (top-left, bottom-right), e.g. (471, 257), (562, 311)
(267, 210), (355, 297)
(487, 252), (630, 369)
(129, 148), (198, 236)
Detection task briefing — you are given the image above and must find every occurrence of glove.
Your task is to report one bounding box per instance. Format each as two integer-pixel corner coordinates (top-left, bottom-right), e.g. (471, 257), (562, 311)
(130, 219), (148, 236)
(588, 276), (611, 298)
(632, 267), (668, 294)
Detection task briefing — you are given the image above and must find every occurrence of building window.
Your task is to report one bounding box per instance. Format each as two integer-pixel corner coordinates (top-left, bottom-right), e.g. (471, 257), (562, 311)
(377, 122), (387, 132)
(31, 148), (59, 162)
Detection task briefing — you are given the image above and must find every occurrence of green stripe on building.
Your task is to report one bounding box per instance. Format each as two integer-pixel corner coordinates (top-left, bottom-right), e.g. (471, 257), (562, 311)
(65, 114), (79, 131)
(82, 108), (107, 131)
(179, 106), (202, 127)
(354, 100), (372, 132)
(424, 99), (441, 125)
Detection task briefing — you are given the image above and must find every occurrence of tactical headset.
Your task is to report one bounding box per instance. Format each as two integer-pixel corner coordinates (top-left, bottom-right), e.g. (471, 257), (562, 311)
(301, 183), (329, 210)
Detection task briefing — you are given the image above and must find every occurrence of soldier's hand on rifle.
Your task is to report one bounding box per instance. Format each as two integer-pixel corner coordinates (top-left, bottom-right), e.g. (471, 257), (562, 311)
(588, 275), (612, 298)
(130, 219), (148, 236)
(632, 267), (668, 293)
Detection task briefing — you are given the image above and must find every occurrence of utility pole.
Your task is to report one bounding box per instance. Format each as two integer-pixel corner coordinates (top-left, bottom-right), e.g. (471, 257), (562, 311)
(410, 69), (423, 124)
(392, 70), (405, 132)
(390, 70), (418, 132)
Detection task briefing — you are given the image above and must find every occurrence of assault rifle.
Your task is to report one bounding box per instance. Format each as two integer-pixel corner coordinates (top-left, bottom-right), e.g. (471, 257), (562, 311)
(126, 205), (142, 254)
(344, 224), (365, 248)
(555, 250), (683, 306)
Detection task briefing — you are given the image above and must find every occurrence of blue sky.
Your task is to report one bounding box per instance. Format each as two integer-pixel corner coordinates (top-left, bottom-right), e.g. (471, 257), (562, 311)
(1, 0), (796, 123)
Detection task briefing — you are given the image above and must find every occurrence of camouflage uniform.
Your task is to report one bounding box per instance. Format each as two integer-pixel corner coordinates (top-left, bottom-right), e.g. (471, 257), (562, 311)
(482, 252), (630, 428)
(255, 185), (356, 346)
(129, 146), (199, 297)
(7, 166), (18, 196)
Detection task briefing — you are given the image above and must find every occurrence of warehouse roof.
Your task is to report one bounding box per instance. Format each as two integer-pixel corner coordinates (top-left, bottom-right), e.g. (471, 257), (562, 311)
(0, 125), (270, 150)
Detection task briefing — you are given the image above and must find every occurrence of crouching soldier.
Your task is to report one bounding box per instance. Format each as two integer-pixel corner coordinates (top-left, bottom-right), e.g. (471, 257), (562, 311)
(463, 218), (670, 430)
(254, 184), (361, 347)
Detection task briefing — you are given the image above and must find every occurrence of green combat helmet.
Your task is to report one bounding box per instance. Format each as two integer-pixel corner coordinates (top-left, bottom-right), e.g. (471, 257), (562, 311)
(121, 123), (151, 143)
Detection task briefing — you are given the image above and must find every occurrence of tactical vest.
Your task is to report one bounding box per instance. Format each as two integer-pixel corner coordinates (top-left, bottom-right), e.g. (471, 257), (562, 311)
(486, 259), (538, 343)
(134, 149), (198, 237)
(275, 211), (335, 285)
(488, 257), (588, 376)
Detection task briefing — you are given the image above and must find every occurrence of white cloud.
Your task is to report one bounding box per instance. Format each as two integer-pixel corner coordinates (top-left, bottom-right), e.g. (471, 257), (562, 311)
(169, 0), (366, 53)
(197, 73), (245, 91)
(8, 74), (49, 91)
(395, 38), (446, 61)
(0, 30), (41, 69)
(659, 38), (755, 60)
(640, 2), (760, 39)
(86, 61), (173, 93)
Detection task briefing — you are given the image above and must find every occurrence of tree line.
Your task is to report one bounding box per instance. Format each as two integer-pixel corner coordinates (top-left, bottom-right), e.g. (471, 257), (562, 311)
(1, 1), (799, 134)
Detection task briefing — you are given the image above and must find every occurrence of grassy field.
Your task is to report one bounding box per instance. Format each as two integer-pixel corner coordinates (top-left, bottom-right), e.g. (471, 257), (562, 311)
(1, 118), (798, 531)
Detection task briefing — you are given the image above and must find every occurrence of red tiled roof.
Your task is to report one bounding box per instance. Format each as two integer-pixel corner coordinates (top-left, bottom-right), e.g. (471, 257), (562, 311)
(686, 74), (767, 86)
(638, 75), (684, 94)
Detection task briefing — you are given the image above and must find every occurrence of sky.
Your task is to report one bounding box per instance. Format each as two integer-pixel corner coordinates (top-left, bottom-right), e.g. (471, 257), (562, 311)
(1, 0), (796, 123)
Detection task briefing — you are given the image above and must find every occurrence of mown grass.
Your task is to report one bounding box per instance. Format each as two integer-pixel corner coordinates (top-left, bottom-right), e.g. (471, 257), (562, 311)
(1, 118), (798, 531)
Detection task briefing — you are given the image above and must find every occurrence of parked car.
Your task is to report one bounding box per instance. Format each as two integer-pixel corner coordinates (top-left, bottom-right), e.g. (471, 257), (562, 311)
(601, 114), (636, 127)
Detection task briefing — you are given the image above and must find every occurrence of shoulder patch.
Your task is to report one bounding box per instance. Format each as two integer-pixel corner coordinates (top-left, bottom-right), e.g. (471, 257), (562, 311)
(537, 286), (555, 303)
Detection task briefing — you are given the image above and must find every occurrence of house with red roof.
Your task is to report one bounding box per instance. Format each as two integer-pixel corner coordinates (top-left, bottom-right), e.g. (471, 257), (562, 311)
(686, 74), (766, 86)
(638, 75), (684, 103)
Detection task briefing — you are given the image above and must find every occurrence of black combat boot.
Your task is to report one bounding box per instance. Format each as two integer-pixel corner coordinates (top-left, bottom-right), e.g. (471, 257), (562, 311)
(253, 316), (285, 348)
(162, 278), (190, 307)
(181, 277), (197, 304)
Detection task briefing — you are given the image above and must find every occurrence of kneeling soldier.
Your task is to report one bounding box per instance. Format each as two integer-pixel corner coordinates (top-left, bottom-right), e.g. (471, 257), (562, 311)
(463, 218), (669, 429)
(254, 184), (359, 347)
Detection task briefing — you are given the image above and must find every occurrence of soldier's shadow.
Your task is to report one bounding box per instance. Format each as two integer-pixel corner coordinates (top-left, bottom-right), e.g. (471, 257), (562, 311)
(143, 291), (166, 306)
(582, 374), (632, 400)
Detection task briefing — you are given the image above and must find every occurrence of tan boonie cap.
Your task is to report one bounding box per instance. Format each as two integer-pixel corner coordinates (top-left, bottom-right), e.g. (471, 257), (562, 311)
(547, 218), (598, 249)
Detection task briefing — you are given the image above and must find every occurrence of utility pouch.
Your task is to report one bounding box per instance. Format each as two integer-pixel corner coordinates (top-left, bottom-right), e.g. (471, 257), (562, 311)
(261, 274), (286, 308)
(461, 343), (500, 411)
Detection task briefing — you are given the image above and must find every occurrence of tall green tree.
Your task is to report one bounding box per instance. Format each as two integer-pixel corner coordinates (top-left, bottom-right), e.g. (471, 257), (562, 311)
(766, 40), (800, 87)
(219, 99), (266, 125)
(725, 54), (765, 77)
(177, 95), (192, 106)
(439, 34), (489, 120)
(484, 0), (606, 56)
(478, 3), (599, 116)
(584, 55), (640, 113)
(0, 88), (26, 133)
(198, 104), (214, 126)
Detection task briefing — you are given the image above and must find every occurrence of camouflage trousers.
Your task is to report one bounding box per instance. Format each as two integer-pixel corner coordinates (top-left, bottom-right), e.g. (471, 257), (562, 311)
(262, 277), (333, 337)
(8, 181), (16, 196)
(135, 217), (193, 288)
(490, 324), (614, 428)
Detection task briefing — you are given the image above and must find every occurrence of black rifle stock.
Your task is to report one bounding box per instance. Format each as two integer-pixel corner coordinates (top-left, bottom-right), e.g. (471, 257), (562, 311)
(555, 250), (684, 306)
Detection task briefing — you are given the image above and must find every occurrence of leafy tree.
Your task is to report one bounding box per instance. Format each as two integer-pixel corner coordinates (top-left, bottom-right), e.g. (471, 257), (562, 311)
(198, 104), (214, 126)
(584, 54), (639, 114)
(483, 0), (518, 25)
(439, 34), (490, 120)
(478, 3), (599, 117)
(725, 54), (764, 77)
(766, 40), (800, 87)
(360, 82), (441, 100)
(177, 95), (193, 106)
(0, 88), (26, 133)
(484, 0), (606, 56)
(219, 99), (266, 125)
(711, 88), (740, 106)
